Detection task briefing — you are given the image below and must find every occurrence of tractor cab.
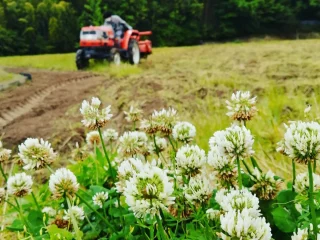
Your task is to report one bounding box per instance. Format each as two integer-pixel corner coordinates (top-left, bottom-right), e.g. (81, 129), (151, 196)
(79, 26), (115, 48)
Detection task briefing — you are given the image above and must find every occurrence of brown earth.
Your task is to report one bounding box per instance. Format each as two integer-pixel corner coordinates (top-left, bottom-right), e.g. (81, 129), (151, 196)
(0, 68), (110, 149)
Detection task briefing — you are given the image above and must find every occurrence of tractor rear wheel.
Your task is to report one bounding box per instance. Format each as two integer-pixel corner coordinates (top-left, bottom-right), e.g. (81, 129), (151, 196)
(128, 39), (140, 65)
(76, 49), (89, 70)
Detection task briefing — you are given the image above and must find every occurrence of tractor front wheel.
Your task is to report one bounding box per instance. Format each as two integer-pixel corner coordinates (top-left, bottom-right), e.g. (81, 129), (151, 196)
(76, 49), (89, 70)
(111, 48), (121, 65)
(128, 39), (140, 65)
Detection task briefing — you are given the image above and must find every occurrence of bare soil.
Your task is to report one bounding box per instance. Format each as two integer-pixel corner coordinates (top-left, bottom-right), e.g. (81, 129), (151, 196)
(0, 68), (109, 149)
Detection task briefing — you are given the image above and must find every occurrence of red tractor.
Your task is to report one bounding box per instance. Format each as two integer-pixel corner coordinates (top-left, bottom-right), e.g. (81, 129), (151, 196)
(76, 24), (152, 69)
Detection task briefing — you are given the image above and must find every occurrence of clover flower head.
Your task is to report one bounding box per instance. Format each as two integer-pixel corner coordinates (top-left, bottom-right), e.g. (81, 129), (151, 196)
(63, 206), (85, 222)
(123, 163), (175, 218)
(207, 146), (238, 187)
(42, 207), (57, 217)
(209, 125), (254, 160)
(291, 228), (308, 240)
(220, 209), (272, 240)
(152, 108), (178, 135)
(93, 192), (109, 208)
(172, 121), (196, 143)
(250, 168), (283, 200)
(118, 131), (148, 157)
(102, 128), (118, 143)
(18, 138), (56, 170)
(80, 97), (113, 129)
(116, 158), (144, 193)
(176, 144), (206, 176)
(226, 91), (257, 121)
(148, 136), (167, 154)
(294, 172), (320, 194)
(216, 188), (261, 217)
(86, 131), (101, 147)
(183, 174), (215, 204)
(277, 121), (320, 164)
(206, 208), (221, 221)
(49, 168), (79, 199)
(124, 106), (143, 122)
(7, 173), (33, 197)
(0, 148), (11, 163)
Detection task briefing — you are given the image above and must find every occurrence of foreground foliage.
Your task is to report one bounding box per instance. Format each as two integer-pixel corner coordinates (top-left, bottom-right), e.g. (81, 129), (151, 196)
(0, 90), (320, 239)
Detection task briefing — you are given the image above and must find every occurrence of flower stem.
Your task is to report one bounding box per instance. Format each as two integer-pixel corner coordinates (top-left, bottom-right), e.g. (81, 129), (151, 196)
(155, 214), (168, 240)
(66, 197), (82, 240)
(76, 193), (115, 231)
(168, 135), (177, 153)
(0, 164), (7, 182)
(46, 165), (54, 174)
(292, 160), (296, 192)
(14, 198), (32, 232)
(153, 134), (160, 157)
(31, 192), (41, 212)
(94, 142), (99, 185)
(236, 157), (242, 189)
(314, 160), (317, 173)
(308, 161), (318, 238)
(97, 127), (115, 183)
(242, 160), (252, 176)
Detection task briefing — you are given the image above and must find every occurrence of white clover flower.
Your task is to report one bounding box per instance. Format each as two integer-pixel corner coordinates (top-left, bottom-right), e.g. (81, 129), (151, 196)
(148, 136), (167, 154)
(18, 138), (56, 170)
(291, 228), (308, 240)
(80, 97), (113, 129)
(102, 128), (118, 143)
(294, 172), (320, 194)
(176, 145), (206, 176)
(49, 168), (79, 199)
(207, 146), (238, 187)
(7, 173), (33, 197)
(277, 121), (320, 164)
(124, 106), (143, 122)
(86, 131), (101, 147)
(140, 118), (158, 134)
(152, 108), (178, 135)
(209, 125), (254, 160)
(92, 192), (109, 208)
(183, 174), (215, 204)
(206, 208), (220, 221)
(0, 148), (11, 162)
(116, 158), (144, 193)
(123, 163), (175, 218)
(220, 209), (272, 240)
(250, 168), (283, 200)
(42, 207), (57, 217)
(118, 131), (148, 157)
(226, 91), (257, 121)
(216, 188), (261, 217)
(63, 206), (85, 222)
(172, 121), (196, 143)
(0, 188), (5, 202)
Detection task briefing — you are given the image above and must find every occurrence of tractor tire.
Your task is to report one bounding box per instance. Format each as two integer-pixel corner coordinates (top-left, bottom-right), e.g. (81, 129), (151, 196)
(128, 39), (140, 65)
(76, 49), (89, 70)
(111, 48), (121, 65)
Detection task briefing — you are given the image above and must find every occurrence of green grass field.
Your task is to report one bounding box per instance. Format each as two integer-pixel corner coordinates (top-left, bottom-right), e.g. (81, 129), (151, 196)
(1, 40), (320, 178)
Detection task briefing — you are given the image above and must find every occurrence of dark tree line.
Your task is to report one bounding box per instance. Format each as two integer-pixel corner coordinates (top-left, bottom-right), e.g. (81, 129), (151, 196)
(0, 0), (320, 56)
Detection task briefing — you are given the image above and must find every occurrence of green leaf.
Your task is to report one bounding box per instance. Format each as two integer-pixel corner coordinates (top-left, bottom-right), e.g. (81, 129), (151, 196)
(276, 190), (297, 203)
(47, 224), (73, 240)
(271, 207), (296, 233)
(6, 219), (24, 231)
(27, 210), (44, 235)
